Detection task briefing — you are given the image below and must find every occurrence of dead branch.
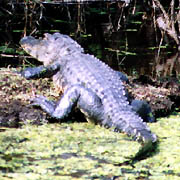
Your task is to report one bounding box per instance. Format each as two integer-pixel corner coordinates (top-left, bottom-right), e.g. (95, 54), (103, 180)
(153, 0), (180, 48)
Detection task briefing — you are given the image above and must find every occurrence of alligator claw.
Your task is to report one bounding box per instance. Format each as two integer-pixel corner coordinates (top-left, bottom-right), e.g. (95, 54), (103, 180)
(26, 96), (43, 107)
(29, 96), (56, 116)
(30, 96), (43, 106)
(30, 96), (54, 106)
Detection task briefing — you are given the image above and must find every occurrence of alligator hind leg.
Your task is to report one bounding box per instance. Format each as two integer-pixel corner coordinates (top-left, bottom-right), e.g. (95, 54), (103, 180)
(116, 71), (155, 122)
(31, 85), (104, 122)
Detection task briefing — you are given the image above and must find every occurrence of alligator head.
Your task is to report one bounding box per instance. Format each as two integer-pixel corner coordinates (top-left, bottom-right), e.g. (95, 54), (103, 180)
(20, 33), (84, 66)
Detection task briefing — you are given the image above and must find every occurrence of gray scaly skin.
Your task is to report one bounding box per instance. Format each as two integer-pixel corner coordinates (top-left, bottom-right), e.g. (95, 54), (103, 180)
(20, 33), (157, 145)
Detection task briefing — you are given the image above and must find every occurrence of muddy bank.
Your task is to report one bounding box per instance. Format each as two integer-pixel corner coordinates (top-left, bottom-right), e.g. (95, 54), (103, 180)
(0, 68), (180, 127)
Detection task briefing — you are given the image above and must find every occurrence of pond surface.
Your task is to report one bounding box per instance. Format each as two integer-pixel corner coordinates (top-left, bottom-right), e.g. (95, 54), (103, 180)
(0, 115), (180, 179)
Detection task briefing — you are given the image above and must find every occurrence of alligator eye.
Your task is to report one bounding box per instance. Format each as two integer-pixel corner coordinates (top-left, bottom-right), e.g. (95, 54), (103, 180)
(95, 88), (99, 93)
(103, 95), (107, 99)
(66, 67), (70, 71)
(101, 91), (104, 95)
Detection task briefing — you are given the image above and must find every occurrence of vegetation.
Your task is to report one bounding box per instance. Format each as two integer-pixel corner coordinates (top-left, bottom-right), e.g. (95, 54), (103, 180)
(0, 114), (180, 179)
(0, 0), (180, 77)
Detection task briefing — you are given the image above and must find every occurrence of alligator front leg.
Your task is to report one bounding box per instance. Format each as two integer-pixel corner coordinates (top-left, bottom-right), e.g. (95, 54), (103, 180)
(31, 85), (104, 123)
(19, 63), (60, 79)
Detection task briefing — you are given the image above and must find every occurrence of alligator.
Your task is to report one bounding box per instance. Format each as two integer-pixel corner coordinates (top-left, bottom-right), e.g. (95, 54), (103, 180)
(19, 33), (157, 145)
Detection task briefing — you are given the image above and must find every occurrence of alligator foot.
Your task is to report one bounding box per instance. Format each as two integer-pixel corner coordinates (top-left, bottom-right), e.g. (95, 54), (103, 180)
(30, 85), (104, 122)
(30, 95), (56, 115)
(131, 100), (155, 122)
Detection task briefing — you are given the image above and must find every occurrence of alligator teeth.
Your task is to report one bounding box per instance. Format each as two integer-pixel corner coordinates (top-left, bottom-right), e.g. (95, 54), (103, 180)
(142, 136), (146, 142)
(137, 132), (141, 137)
(133, 129), (137, 135)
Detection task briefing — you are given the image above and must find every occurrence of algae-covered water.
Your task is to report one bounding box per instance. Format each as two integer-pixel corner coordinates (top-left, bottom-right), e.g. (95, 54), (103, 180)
(0, 115), (180, 180)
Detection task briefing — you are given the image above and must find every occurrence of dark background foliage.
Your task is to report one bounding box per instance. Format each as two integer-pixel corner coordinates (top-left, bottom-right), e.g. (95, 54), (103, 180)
(0, 0), (180, 78)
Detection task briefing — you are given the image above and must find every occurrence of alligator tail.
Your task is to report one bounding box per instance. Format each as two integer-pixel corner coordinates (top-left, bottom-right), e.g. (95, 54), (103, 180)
(111, 116), (157, 157)
(111, 116), (157, 144)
